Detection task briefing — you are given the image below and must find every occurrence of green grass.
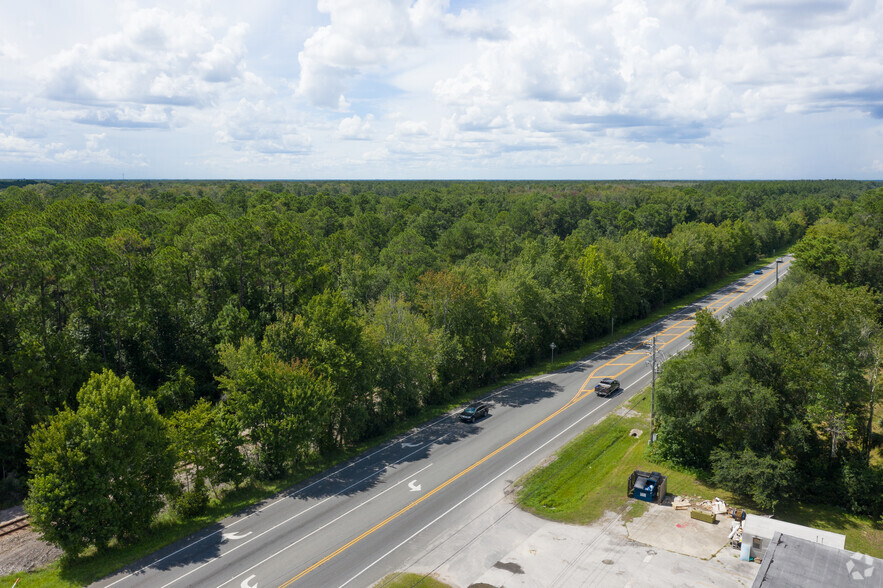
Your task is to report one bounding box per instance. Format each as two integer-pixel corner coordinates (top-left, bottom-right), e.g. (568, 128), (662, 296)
(373, 572), (452, 588)
(0, 476), (327, 588)
(516, 392), (883, 558)
(0, 247), (795, 588)
(776, 503), (883, 558)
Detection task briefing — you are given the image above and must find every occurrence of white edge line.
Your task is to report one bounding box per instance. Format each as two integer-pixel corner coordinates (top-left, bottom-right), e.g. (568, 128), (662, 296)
(215, 462), (435, 588)
(103, 436), (445, 588)
(338, 398), (618, 588)
(339, 270), (777, 585)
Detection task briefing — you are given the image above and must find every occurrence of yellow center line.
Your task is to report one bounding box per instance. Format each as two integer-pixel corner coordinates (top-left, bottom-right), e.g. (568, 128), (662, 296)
(279, 390), (584, 587)
(279, 271), (772, 586)
(577, 315), (695, 393)
(577, 273), (766, 393)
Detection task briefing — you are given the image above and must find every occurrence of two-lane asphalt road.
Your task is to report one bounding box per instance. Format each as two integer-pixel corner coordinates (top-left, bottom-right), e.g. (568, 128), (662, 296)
(94, 257), (790, 588)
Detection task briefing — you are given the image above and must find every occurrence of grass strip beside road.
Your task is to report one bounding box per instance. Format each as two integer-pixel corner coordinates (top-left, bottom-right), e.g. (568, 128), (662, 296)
(0, 250), (791, 588)
(373, 573), (452, 588)
(515, 393), (883, 558)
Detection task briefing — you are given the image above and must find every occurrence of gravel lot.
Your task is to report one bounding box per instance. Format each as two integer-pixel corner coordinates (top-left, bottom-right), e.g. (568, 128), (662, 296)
(0, 505), (63, 576)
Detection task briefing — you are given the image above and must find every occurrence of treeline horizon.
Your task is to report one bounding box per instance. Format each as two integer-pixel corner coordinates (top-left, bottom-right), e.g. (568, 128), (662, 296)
(1, 180), (878, 526)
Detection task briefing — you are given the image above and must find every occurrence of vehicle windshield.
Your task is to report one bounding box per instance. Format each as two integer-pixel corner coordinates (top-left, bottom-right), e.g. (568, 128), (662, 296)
(464, 407), (475, 414)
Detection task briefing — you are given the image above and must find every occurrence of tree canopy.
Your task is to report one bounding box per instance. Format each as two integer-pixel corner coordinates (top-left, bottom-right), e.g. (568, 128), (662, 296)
(655, 186), (883, 514)
(25, 370), (175, 555)
(3, 179), (880, 546)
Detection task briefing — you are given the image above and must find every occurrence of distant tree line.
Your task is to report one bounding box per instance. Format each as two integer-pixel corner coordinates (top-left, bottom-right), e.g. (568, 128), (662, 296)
(655, 187), (883, 516)
(1, 179), (876, 554)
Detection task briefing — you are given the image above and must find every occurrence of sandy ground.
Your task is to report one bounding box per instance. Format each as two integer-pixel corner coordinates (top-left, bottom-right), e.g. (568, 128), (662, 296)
(0, 505), (64, 576)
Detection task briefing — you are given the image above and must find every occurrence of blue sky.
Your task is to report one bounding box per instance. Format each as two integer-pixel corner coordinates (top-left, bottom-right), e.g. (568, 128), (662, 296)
(0, 0), (881, 180)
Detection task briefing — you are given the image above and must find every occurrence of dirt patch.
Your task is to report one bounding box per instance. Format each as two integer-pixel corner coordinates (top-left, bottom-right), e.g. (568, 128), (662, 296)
(0, 506), (63, 575)
(0, 527), (63, 575)
(613, 406), (634, 417)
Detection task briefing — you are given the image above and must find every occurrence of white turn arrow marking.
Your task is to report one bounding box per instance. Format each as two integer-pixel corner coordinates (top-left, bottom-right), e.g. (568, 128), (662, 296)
(222, 531), (253, 541)
(241, 574), (258, 588)
(401, 442), (420, 448)
(408, 479), (422, 492)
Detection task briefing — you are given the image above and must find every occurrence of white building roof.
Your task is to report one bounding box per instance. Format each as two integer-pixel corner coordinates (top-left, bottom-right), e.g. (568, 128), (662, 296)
(742, 514), (845, 549)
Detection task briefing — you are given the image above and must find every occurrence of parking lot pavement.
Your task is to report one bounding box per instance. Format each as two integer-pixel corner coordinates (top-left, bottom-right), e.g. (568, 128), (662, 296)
(626, 503), (734, 559)
(417, 503), (759, 588)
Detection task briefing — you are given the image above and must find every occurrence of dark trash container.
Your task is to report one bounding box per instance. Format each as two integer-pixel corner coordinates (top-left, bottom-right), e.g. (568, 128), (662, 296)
(627, 470), (667, 503)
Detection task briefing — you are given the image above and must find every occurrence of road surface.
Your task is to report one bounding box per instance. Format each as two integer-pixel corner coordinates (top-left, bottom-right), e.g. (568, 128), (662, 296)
(93, 258), (789, 588)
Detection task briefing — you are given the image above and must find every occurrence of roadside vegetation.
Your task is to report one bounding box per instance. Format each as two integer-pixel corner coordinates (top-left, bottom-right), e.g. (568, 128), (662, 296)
(1, 180), (881, 586)
(517, 394), (883, 558)
(654, 188), (883, 520)
(374, 573), (452, 588)
(0, 247), (793, 588)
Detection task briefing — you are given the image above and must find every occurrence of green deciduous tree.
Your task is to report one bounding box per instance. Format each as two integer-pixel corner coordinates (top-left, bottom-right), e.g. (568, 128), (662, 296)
(263, 289), (373, 445)
(690, 309), (723, 354)
(578, 244), (613, 335)
(25, 370), (175, 556)
(366, 295), (438, 425)
(218, 339), (332, 478)
(656, 270), (881, 513)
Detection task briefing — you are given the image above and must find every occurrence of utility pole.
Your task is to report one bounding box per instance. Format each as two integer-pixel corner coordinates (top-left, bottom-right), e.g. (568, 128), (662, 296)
(650, 335), (656, 445)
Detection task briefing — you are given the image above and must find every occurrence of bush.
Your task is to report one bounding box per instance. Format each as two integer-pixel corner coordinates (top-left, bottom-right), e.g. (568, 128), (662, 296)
(174, 478), (210, 518)
(710, 447), (796, 512)
(840, 459), (883, 519)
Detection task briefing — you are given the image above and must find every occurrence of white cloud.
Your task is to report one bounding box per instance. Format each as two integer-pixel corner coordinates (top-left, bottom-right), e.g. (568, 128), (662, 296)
(393, 119), (430, 137)
(431, 0), (883, 151)
(42, 8), (253, 110)
(0, 129), (143, 168)
(337, 114), (374, 139)
(54, 132), (144, 166)
(296, 0), (452, 108)
(0, 40), (23, 60)
(215, 99), (311, 157)
(0, 133), (56, 161)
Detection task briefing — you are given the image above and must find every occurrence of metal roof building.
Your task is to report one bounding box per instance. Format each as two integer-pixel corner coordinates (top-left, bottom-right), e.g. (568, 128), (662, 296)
(741, 513), (846, 560)
(752, 531), (881, 587)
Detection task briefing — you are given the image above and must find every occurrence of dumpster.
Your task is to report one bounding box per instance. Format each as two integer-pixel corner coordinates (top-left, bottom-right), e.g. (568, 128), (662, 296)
(627, 470), (667, 503)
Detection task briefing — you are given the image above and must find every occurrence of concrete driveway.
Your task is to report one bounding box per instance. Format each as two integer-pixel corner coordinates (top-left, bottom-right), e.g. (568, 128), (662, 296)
(410, 502), (758, 588)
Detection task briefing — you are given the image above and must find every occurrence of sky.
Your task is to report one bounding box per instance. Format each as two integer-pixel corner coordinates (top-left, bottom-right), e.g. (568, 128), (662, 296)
(0, 0), (881, 180)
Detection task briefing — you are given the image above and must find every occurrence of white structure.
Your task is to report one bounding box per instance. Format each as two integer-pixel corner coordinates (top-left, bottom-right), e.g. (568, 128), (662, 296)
(741, 514), (846, 560)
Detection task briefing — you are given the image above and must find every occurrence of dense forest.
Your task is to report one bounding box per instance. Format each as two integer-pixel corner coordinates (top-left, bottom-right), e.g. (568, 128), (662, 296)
(1, 179), (879, 554)
(656, 186), (883, 517)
